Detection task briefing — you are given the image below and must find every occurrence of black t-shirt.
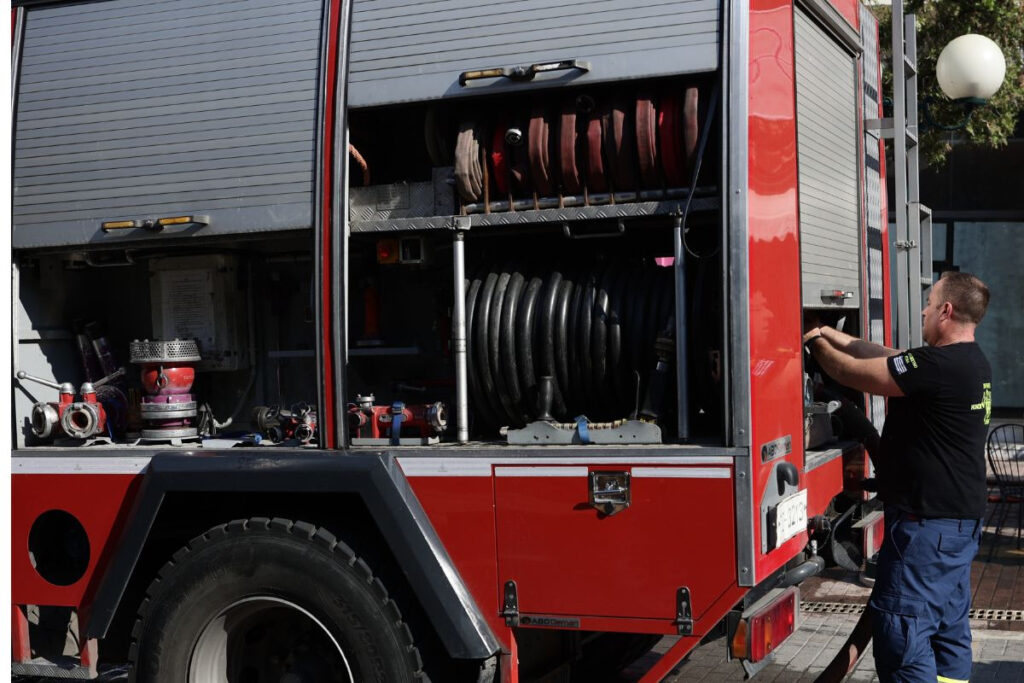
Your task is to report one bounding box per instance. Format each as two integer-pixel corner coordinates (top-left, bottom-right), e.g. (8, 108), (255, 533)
(878, 342), (991, 518)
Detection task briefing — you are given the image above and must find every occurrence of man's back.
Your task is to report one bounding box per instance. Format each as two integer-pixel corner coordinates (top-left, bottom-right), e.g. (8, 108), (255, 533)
(880, 342), (991, 518)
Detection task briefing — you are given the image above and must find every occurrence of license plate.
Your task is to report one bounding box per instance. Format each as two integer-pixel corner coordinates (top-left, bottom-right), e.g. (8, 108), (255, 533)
(774, 489), (808, 549)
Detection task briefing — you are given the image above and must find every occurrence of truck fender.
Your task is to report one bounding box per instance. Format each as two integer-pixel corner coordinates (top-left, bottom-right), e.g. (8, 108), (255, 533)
(84, 451), (501, 661)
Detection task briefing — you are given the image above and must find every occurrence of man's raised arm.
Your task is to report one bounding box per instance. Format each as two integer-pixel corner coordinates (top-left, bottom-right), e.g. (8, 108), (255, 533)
(818, 325), (900, 359)
(803, 328), (904, 397)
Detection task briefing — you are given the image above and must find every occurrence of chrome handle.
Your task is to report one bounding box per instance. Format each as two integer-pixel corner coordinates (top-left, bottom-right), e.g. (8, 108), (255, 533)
(93, 367), (126, 388)
(589, 471), (631, 516)
(459, 58), (590, 86)
(16, 371), (63, 391)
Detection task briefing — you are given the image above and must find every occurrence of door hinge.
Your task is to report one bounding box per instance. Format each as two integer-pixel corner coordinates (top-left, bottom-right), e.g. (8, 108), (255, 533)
(501, 580), (519, 627)
(675, 586), (694, 635)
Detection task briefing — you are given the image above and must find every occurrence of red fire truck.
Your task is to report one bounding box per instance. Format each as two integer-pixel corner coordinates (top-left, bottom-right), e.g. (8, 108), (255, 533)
(11, 0), (905, 679)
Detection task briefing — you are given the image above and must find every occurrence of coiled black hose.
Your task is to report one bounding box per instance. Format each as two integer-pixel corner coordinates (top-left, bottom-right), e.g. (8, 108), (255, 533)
(466, 259), (674, 433)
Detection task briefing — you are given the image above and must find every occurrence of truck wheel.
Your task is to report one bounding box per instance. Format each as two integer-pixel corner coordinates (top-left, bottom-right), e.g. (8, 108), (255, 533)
(129, 517), (423, 682)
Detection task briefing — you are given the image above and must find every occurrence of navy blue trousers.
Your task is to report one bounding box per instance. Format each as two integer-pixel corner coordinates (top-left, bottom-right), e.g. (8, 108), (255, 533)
(869, 507), (981, 683)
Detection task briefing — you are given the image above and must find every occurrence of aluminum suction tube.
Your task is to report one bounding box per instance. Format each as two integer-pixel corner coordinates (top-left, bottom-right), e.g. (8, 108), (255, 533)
(453, 231), (469, 443)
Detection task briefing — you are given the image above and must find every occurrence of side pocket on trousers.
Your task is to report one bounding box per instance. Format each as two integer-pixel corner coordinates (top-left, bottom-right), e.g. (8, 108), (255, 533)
(938, 532), (975, 556)
(871, 593), (926, 670)
(887, 518), (921, 562)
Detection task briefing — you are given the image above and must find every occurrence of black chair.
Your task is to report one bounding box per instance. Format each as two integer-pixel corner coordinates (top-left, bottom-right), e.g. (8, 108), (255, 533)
(986, 423), (1024, 549)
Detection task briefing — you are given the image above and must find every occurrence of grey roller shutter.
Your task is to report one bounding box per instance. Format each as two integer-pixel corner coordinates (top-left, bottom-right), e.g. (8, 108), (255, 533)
(349, 0), (719, 108)
(795, 8), (861, 307)
(13, 0), (324, 249)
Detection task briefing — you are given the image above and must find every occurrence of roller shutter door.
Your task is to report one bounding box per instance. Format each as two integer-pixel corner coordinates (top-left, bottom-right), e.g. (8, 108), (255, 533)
(13, 0), (325, 249)
(795, 8), (861, 307)
(348, 0), (720, 107)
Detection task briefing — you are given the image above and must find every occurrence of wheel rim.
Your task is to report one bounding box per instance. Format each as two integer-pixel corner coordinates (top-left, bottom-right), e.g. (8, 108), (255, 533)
(188, 596), (354, 683)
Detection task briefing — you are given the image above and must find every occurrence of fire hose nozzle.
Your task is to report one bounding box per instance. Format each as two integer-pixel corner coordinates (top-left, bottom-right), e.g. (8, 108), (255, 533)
(30, 403), (60, 439)
(60, 401), (103, 439)
(293, 423), (315, 443)
(427, 402), (448, 433)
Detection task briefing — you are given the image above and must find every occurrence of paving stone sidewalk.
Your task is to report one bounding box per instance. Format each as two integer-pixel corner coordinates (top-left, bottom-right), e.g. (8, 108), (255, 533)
(627, 497), (1024, 682)
(635, 611), (1024, 682)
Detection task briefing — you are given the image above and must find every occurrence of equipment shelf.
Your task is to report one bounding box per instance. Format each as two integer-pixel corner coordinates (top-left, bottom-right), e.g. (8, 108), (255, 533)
(348, 195), (720, 234)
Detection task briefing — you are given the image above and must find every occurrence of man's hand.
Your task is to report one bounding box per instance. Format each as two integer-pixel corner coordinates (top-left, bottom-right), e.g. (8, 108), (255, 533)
(803, 328), (904, 397)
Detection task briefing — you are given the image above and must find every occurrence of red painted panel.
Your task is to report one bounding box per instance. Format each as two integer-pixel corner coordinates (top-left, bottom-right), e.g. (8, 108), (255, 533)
(804, 455), (844, 518)
(495, 467), (735, 623)
(319, 0), (343, 446)
(12, 606), (31, 663)
(12, 474), (141, 606)
(747, 0), (807, 583)
(404, 474), (506, 642)
(826, 0), (860, 31)
(865, 513), (885, 557)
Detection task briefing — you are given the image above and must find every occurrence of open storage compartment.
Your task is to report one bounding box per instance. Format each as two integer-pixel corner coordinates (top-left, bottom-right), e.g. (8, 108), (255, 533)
(345, 74), (727, 447)
(11, 0), (330, 450)
(14, 236), (319, 449)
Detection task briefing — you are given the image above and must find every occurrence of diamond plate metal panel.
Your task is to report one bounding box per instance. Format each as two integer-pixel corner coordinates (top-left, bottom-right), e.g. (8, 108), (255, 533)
(348, 196), (719, 233)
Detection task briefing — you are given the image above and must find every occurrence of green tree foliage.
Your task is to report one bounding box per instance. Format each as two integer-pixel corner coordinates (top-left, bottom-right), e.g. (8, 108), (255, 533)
(870, 0), (1024, 167)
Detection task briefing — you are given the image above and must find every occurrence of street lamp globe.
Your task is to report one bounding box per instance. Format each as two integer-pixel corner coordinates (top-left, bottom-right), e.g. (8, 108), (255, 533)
(936, 34), (1006, 102)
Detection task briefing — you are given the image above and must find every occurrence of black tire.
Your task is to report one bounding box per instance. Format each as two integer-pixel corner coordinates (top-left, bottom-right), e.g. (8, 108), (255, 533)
(129, 517), (423, 683)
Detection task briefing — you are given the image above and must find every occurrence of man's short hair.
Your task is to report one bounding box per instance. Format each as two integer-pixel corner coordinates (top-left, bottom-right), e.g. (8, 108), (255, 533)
(939, 271), (990, 324)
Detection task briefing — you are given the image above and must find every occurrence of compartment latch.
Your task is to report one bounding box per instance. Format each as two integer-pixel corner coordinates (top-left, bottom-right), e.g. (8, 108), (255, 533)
(501, 580), (519, 627)
(588, 471), (631, 516)
(675, 586), (694, 635)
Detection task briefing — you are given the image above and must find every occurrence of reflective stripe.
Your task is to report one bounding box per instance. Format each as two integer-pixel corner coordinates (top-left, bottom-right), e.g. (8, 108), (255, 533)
(398, 459), (492, 477)
(937, 676), (969, 683)
(13, 456), (151, 475)
(494, 466), (588, 478)
(397, 455), (735, 477)
(631, 467), (731, 478)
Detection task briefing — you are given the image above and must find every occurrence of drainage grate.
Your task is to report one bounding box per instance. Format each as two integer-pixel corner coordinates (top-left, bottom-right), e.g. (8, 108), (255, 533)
(970, 608), (1024, 622)
(803, 602), (865, 615)
(803, 602), (1024, 622)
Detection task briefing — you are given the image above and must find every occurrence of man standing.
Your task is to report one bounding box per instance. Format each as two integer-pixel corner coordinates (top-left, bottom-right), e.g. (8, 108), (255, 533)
(804, 271), (991, 683)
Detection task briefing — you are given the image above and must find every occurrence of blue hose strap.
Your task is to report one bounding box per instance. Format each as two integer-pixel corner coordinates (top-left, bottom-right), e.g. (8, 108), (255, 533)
(390, 402), (405, 446)
(574, 415), (590, 444)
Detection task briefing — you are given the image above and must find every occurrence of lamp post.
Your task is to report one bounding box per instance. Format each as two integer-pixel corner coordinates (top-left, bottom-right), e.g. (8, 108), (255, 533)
(922, 34), (1008, 130)
(865, 1), (1007, 349)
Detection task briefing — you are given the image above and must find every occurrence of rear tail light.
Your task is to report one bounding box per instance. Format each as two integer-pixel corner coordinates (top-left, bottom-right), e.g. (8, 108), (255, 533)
(730, 587), (799, 662)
